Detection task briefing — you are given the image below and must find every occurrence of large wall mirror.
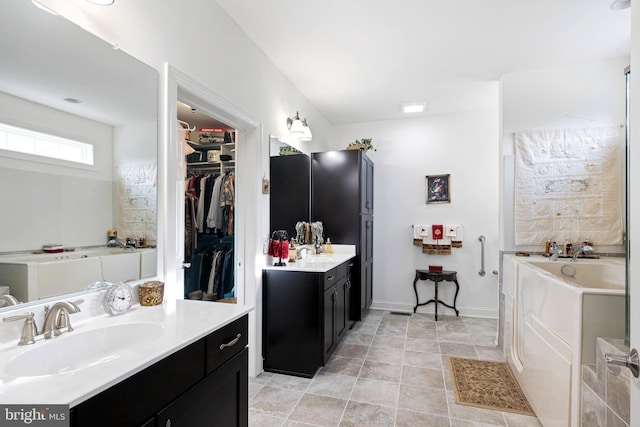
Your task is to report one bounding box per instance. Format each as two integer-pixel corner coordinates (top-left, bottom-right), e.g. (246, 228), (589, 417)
(0, 2), (158, 311)
(268, 135), (310, 239)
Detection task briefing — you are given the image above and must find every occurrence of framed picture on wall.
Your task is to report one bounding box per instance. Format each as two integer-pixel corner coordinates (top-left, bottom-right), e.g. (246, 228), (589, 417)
(426, 174), (450, 204)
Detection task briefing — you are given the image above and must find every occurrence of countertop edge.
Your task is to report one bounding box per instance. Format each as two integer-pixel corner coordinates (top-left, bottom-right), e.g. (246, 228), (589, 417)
(0, 299), (253, 407)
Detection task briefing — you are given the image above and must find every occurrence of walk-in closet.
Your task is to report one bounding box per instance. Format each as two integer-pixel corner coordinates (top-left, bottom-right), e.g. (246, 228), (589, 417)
(179, 102), (237, 303)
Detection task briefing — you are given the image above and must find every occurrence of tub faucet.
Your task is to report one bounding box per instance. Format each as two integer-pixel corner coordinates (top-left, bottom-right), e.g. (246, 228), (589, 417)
(571, 243), (594, 262)
(42, 299), (83, 339)
(108, 238), (136, 250)
(0, 294), (19, 307)
(549, 242), (561, 261)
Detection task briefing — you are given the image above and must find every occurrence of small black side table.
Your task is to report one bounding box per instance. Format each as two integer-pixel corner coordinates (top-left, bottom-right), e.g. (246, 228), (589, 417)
(413, 269), (460, 321)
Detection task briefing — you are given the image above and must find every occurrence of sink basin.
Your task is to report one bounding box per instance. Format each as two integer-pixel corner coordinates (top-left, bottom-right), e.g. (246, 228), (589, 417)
(5, 323), (164, 377)
(299, 255), (334, 264)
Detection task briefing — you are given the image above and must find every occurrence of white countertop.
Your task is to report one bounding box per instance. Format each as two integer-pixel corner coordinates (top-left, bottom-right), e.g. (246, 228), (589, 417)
(0, 299), (252, 406)
(263, 244), (356, 273)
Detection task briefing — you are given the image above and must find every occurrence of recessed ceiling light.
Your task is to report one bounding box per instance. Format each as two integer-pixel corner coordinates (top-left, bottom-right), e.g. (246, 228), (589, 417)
(64, 98), (82, 104)
(86, 0), (115, 5)
(401, 102), (427, 114)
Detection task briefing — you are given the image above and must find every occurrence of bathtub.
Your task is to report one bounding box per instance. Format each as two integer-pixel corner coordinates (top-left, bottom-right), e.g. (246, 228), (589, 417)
(502, 255), (625, 427)
(0, 247), (157, 302)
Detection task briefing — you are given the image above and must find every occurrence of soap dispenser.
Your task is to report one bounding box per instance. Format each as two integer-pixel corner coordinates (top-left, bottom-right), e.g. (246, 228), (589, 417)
(325, 238), (334, 254)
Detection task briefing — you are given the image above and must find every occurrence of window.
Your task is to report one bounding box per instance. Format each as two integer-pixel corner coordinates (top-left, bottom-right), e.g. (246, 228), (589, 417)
(0, 122), (94, 166)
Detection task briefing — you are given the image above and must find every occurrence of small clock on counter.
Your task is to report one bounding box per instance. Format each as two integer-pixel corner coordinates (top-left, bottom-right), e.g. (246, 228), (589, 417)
(102, 282), (134, 315)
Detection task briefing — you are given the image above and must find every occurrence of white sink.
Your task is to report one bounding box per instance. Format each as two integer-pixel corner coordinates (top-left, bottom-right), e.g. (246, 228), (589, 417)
(299, 254), (334, 264)
(4, 323), (164, 377)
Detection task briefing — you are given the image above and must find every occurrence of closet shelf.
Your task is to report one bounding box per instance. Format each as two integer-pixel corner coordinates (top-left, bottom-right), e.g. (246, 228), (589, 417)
(187, 140), (228, 151)
(187, 160), (235, 168)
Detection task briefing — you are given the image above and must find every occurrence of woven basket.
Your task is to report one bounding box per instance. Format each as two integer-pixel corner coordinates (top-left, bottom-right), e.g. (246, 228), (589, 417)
(346, 144), (368, 152)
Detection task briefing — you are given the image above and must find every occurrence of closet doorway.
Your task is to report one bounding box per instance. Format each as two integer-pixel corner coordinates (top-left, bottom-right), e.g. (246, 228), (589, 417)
(179, 103), (237, 304)
(164, 65), (262, 376)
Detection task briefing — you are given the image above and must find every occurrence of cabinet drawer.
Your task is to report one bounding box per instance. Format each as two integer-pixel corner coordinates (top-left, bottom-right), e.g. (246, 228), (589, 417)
(206, 314), (248, 374)
(323, 267), (338, 290)
(335, 260), (353, 281)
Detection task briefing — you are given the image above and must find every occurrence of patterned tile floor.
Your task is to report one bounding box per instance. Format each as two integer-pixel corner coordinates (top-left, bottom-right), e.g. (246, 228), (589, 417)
(249, 310), (542, 427)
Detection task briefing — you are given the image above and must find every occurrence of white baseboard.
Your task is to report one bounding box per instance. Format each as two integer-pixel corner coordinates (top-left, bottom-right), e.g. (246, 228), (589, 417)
(370, 300), (497, 319)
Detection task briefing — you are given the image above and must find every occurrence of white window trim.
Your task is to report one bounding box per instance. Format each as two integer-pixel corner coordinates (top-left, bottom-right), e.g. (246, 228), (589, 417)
(0, 122), (95, 169)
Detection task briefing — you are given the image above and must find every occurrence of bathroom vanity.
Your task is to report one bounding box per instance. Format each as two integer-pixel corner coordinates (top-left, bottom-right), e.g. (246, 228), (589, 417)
(262, 249), (355, 377)
(0, 299), (251, 427)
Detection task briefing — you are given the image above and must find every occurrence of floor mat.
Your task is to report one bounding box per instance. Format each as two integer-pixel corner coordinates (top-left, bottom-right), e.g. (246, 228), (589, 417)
(448, 356), (536, 416)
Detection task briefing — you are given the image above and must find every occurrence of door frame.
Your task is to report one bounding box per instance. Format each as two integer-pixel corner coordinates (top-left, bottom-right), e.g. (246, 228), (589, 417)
(160, 63), (263, 376)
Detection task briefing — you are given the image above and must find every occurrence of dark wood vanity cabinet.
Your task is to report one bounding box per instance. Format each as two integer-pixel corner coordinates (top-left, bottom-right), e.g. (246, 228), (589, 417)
(71, 315), (248, 427)
(312, 150), (374, 321)
(263, 260), (352, 377)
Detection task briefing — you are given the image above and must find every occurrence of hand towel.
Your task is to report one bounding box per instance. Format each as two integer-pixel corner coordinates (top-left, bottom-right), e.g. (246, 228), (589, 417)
(432, 224), (444, 240)
(445, 224), (463, 240)
(413, 225), (429, 246)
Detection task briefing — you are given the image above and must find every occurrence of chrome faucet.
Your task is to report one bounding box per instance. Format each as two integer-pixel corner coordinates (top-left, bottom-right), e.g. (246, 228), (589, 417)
(296, 246), (310, 260)
(3, 312), (39, 345)
(42, 300), (83, 339)
(549, 241), (561, 261)
(107, 238), (136, 250)
(0, 294), (20, 307)
(2, 299), (83, 346)
(571, 243), (594, 262)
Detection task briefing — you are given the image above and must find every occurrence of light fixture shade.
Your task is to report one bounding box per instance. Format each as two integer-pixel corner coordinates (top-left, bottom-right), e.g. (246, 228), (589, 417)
(87, 0), (115, 5)
(289, 118), (305, 137)
(300, 120), (313, 142)
(288, 112), (306, 137)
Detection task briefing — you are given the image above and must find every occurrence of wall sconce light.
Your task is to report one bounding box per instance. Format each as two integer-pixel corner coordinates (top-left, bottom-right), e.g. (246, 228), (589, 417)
(287, 111), (312, 141)
(300, 119), (313, 142)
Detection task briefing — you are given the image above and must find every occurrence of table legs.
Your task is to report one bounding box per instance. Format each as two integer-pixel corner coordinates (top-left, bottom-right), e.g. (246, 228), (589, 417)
(413, 275), (460, 320)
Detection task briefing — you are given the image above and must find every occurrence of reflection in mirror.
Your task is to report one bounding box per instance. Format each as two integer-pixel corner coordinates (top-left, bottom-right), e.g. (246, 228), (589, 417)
(269, 135), (311, 239)
(0, 2), (159, 310)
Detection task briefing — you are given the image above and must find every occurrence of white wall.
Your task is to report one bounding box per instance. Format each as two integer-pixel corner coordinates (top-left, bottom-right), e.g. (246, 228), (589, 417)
(0, 91), (114, 252)
(37, 0), (335, 377)
(332, 105), (501, 318)
(500, 58), (628, 253)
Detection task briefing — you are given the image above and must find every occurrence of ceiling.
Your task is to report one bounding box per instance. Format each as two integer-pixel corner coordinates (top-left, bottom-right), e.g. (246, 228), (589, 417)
(0, 1), (157, 127)
(216, 0), (631, 125)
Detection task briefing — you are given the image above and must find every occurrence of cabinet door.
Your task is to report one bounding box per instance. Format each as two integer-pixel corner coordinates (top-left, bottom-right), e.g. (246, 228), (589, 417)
(335, 277), (347, 341)
(361, 259), (373, 313)
(323, 284), (337, 364)
(360, 153), (374, 215)
(361, 216), (374, 262)
(157, 348), (248, 427)
(337, 277), (351, 340)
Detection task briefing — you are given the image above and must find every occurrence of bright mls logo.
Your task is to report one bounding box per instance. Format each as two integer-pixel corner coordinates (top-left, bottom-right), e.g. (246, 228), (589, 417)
(1, 406), (68, 426)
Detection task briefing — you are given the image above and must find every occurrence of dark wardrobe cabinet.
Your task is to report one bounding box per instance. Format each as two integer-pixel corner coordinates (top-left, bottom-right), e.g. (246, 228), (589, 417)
(312, 150), (373, 321)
